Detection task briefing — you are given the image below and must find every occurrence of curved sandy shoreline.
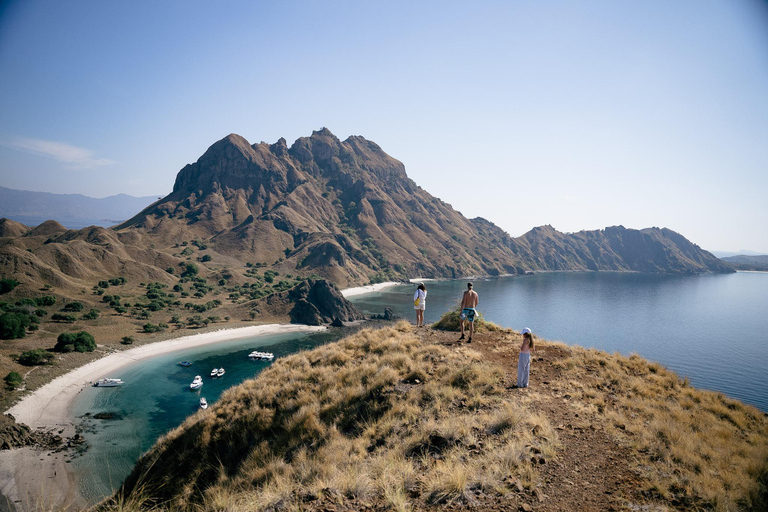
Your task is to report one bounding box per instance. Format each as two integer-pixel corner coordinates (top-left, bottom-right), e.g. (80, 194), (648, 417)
(1, 323), (325, 512)
(341, 281), (402, 297)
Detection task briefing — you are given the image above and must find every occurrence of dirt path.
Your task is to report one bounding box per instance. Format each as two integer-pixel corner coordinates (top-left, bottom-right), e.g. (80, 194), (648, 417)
(419, 328), (648, 511)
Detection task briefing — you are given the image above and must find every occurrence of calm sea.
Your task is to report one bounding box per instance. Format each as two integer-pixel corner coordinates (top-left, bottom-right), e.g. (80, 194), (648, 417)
(350, 272), (768, 412)
(70, 271), (767, 504)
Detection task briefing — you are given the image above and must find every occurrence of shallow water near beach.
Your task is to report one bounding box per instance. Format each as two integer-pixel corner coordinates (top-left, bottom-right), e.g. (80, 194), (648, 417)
(69, 329), (340, 503)
(350, 271), (768, 412)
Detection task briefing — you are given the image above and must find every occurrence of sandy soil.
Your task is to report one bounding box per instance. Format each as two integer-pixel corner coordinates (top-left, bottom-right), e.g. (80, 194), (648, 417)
(0, 323), (326, 512)
(340, 281), (402, 297)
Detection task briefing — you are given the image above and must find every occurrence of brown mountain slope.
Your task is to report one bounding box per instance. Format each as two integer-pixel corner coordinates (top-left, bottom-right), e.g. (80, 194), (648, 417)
(1, 129), (731, 301)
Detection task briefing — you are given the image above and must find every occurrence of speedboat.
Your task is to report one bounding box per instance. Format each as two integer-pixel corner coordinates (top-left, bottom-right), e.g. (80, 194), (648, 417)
(210, 368), (219, 378)
(248, 351), (275, 361)
(93, 378), (123, 387)
(190, 375), (203, 390)
(216, 368), (225, 377)
(199, 397), (208, 410)
(179, 361), (192, 367)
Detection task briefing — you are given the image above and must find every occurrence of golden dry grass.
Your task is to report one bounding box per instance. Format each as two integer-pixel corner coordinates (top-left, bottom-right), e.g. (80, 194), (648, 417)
(549, 346), (768, 511)
(101, 321), (554, 511)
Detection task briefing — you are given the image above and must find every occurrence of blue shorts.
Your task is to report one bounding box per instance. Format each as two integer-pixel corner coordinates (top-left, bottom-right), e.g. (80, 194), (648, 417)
(460, 308), (476, 322)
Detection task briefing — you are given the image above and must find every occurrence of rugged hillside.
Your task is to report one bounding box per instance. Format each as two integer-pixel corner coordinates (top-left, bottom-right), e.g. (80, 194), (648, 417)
(115, 129), (534, 287)
(104, 323), (768, 512)
(1, 129), (732, 302)
(517, 224), (733, 274)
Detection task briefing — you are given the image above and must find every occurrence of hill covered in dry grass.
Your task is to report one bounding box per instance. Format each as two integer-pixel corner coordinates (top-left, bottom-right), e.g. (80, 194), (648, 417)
(104, 322), (768, 512)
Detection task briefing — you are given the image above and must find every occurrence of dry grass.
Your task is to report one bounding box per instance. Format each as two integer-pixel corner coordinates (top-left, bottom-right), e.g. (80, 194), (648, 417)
(101, 320), (554, 511)
(549, 345), (768, 511)
(432, 303), (502, 333)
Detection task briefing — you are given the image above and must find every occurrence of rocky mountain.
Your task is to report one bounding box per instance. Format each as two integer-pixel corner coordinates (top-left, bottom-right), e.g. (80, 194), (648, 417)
(0, 186), (159, 227)
(0, 129), (732, 300)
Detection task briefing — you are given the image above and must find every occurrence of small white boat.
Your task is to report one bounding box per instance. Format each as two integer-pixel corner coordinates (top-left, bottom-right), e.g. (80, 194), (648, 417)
(210, 368), (219, 378)
(199, 397), (208, 410)
(190, 375), (203, 390)
(248, 351), (274, 361)
(179, 361), (192, 367)
(93, 378), (123, 387)
(216, 368), (225, 377)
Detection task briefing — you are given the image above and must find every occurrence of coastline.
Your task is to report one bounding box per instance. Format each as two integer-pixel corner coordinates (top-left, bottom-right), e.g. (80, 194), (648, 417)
(341, 281), (402, 297)
(1, 323), (325, 512)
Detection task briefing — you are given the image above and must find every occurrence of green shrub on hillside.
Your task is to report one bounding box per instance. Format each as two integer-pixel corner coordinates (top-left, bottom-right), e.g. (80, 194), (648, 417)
(51, 313), (76, 323)
(3, 371), (22, 390)
(0, 312), (32, 339)
(62, 301), (84, 312)
(0, 278), (19, 295)
(34, 295), (56, 307)
(18, 349), (55, 366)
(54, 331), (96, 353)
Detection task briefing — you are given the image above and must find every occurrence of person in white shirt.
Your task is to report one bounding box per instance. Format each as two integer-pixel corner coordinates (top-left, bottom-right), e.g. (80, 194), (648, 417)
(413, 283), (427, 327)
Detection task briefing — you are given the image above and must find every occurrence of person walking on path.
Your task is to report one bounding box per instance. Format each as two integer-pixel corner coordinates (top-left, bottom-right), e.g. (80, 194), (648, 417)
(459, 282), (479, 343)
(414, 283), (427, 327)
(517, 327), (534, 388)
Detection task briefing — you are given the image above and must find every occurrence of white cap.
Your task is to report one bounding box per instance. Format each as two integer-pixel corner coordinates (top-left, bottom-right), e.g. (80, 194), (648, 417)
(521, 327), (532, 335)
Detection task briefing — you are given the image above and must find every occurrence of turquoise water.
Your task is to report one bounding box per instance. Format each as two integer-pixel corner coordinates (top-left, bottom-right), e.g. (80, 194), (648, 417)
(349, 272), (768, 412)
(69, 329), (341, 502)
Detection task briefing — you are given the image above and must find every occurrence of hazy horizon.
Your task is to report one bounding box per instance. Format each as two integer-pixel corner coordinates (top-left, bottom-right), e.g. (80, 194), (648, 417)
(1, 1), (767, 252)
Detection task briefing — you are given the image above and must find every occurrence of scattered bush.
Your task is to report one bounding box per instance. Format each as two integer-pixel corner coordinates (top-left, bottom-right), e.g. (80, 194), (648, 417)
(54, 331), (96, 353)
(0, 312), (33, 339)
(62, 301), (84, 312)
(51, 313), (77, 323)
(121, 336), (134, 345)
(0, 279), (19, 294)
(199, 254), (212, 262)
(181, 263), (199, 278)
(34, 295), (56, 307)
(4, 371), (22, 389)
(143, 323), (167, 333)
(18, 349), (55, 366)
(82, 309), (100, 320)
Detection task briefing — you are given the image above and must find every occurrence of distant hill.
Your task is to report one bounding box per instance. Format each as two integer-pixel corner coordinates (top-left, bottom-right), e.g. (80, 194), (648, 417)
(0, 186), (160, 228)
(721, 254), (768, 271)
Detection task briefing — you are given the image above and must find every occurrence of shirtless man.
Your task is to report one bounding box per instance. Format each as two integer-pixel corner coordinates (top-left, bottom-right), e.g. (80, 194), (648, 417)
(459, 282), (479, 343)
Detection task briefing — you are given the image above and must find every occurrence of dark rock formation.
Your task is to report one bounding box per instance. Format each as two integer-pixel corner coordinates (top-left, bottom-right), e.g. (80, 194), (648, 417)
(258, 279), (363, 326)
(371, 307), (399, 321)
(0, 414), (62, 450)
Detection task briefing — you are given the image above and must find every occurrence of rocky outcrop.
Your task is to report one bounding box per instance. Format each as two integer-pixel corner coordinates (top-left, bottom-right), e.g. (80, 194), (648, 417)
(0, 414), (61, 450)
(287, 279), (364, 325)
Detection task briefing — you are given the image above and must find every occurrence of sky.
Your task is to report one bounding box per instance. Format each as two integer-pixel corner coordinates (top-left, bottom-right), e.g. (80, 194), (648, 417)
(1, 1), (767, 253)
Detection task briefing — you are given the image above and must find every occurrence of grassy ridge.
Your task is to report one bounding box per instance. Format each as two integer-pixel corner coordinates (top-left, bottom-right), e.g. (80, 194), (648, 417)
(547, 344), (768, 509)
(103, 322), (768, 511)
(108, 321), (558, 511)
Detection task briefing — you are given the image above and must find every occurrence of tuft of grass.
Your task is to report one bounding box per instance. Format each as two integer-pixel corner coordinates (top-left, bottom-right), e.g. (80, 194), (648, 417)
(432, 303), (501, 333)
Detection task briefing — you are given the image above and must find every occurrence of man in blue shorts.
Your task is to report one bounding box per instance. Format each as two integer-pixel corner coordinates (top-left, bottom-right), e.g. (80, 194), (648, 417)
(459, 282), (479, 343)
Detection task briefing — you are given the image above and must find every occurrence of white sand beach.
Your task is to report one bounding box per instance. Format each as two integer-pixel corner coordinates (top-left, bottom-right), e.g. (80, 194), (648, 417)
(341, 281), (402, 297)
(1, 323), (325, 512)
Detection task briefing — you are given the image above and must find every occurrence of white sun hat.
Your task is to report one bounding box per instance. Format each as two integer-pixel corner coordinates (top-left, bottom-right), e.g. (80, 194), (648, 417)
(521, 327), (532, 335)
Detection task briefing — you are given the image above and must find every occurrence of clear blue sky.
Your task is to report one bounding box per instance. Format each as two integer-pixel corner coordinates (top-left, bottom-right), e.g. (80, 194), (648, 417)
(1, 0), (767, 253)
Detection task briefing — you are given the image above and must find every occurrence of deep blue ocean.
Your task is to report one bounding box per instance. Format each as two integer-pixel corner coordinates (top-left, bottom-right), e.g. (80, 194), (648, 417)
(69, 271), (767, 503)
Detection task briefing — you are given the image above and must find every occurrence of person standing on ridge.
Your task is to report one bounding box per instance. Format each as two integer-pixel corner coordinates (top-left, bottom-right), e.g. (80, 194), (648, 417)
(414, 283), (427, 327)
(459, 282), (479, 343)
(517, 327), (534, 388)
